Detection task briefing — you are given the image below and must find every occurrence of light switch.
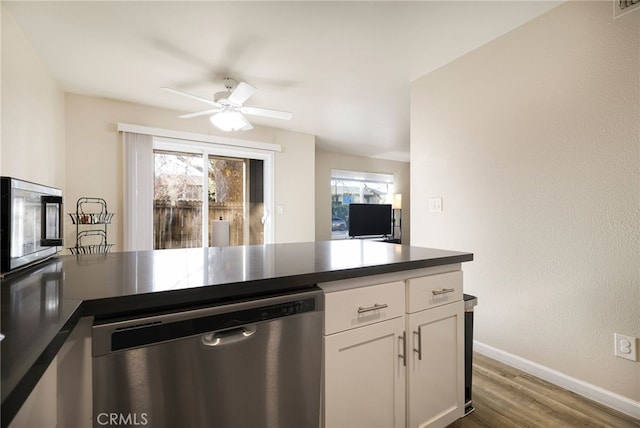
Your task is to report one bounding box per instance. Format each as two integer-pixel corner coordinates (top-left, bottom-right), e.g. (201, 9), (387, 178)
(277, 204), (284, 214)
(428, 197), (442, 213)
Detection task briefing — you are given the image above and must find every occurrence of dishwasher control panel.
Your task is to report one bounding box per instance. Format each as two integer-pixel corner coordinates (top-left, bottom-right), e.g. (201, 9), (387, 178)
(260, 298), (316, 319)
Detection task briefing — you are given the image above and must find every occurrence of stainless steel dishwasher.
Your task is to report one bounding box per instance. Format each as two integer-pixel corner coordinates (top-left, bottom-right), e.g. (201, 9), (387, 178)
(92, 288), (323, 428)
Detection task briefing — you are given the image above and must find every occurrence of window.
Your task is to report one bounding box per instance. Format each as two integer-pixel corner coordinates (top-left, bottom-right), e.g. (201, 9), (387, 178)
(152, 142), (268, 250)
(330, 169), (395, 238)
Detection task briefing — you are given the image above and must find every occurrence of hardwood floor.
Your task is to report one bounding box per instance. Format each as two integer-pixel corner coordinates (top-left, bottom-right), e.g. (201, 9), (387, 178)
(448, 353), (640, 428)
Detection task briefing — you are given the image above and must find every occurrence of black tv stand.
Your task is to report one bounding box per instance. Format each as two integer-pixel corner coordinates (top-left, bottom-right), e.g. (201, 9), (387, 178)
(350, 236), (401, 244)
(381, 238), (401, 244)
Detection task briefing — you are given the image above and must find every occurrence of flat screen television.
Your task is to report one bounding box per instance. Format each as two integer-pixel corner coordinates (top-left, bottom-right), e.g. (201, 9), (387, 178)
(348, 203), (392, 237)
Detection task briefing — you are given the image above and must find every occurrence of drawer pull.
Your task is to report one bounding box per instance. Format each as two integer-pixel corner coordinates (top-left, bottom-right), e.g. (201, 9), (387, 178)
(357, 303), (388, 314)
(413, 327), (422, 360)
(399, 331), (407, 366)
(432, 288), (455, 296)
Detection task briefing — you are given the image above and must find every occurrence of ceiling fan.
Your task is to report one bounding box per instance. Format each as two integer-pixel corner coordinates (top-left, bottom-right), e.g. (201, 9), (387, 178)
(162, 78), (293, 132)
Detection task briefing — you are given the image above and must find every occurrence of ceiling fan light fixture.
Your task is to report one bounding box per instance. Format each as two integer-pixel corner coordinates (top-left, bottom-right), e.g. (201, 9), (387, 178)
(164, 80), (289, 130)
(210, 110), (251, 132)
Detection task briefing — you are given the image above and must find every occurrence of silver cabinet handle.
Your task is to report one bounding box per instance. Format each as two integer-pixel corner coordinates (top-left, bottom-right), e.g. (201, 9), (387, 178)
(399, 331), (407, 367)
(357, 303), (388, 314)
(0, 333), (4, 342)
(432, 288), (455, 295)
(413, 327), (422, 360)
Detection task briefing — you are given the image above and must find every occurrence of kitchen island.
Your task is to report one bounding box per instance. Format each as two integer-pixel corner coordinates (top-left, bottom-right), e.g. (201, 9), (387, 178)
(1, 240), (473, 428)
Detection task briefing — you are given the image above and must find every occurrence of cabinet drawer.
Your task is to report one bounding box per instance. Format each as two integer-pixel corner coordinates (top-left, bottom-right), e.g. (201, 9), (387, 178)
(406, 271), (463, 313)
(324, 281), (404, 335)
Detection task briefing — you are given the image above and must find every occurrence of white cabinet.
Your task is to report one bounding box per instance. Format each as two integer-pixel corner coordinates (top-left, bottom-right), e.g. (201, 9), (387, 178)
(323, 281), (405, 335)
(321, 267), (465, 428)
(407, 301), (464, 428)
(406, 271), (463, 313)
(9, 357), (57, 428)
(406, 270), (464, 428)
(323, 281), (406, 428)
(324, 316), (406, 428)
(10, 317), (94, 428)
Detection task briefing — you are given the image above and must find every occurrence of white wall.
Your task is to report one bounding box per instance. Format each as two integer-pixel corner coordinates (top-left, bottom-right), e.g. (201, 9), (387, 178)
(1, 7), (65, 188)
(411, 0), (639, 404)
(65, 94), (315, 250)
(315, 149), (410, 242)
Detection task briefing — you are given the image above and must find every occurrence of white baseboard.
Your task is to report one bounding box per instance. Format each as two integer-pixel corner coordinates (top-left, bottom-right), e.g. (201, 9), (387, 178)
(473, 341), (640, 421)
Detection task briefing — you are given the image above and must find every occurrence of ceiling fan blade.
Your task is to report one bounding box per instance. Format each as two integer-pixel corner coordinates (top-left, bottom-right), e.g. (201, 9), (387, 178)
(161, 87), (219, 107)
(227, 81), (257, 105)
(240, 106), (293, 120)
(178, 108), (222, 119)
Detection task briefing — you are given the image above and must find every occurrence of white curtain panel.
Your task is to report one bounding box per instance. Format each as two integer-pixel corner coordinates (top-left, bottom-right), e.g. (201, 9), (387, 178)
(122, 132), (154, 251)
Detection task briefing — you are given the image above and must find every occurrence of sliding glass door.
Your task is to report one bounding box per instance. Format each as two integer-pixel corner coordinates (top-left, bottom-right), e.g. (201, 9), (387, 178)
(152, 139), (269, 250)
(207, 156), (265, 247)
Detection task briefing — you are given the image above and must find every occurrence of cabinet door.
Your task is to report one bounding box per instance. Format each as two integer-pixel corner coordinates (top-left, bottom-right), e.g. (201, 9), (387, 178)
(324, 317), (406, 428)
(407, 301), (464, 428)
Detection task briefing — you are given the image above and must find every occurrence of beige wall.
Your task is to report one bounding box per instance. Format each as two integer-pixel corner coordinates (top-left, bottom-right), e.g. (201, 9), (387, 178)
(315, 148), (410, 242)
(411, 1), (639, 403)
(270, 129), (316, 244)
(1, 7), (65, 188)
(65, 93), (315, 251)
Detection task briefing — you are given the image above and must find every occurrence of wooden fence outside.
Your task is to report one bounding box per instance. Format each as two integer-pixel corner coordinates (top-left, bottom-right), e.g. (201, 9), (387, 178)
(153, 200), (245, 249)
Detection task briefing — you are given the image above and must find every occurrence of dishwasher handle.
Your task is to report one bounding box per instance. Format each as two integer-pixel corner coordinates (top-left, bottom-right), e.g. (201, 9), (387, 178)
(201, 324), (257, 347)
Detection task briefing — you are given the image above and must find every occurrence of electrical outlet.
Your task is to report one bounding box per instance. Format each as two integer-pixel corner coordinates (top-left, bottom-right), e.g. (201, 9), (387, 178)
(614, 333), (637, 361)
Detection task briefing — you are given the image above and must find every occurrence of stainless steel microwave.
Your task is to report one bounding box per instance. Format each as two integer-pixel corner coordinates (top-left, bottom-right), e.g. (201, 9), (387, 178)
(1, 177), (63, 275)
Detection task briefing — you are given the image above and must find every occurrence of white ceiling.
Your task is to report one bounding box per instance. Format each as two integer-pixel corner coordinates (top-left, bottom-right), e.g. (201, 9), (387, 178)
(4, 1), (561, 162)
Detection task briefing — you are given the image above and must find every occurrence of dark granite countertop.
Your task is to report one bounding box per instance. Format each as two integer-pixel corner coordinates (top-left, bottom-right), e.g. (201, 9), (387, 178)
(0, 240), (472, 427)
